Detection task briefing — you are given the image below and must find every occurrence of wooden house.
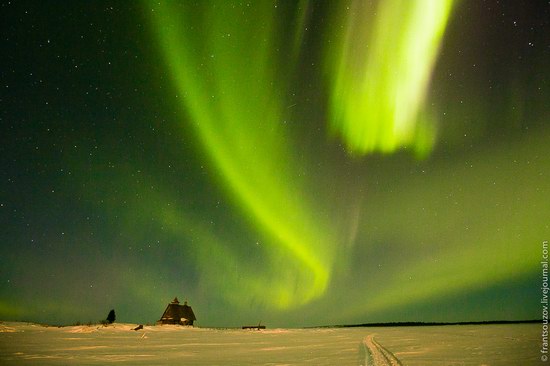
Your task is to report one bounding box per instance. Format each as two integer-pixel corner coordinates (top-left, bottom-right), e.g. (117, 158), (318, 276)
(158, 297), (196, 326)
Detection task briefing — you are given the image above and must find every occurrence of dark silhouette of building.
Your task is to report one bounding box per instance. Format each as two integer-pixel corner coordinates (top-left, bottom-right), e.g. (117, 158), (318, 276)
(158, 297), (196, 326)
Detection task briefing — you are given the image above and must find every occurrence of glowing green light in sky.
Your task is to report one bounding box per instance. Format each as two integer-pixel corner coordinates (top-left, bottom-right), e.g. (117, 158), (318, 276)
(327, 0), (454, 156)
(2, 0), (549, 328)
(145, 0), (456, 310)
(147, 1), (334, 309)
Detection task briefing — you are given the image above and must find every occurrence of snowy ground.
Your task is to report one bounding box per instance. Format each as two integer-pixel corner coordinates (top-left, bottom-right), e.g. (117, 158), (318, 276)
(0, 322), (540, 365)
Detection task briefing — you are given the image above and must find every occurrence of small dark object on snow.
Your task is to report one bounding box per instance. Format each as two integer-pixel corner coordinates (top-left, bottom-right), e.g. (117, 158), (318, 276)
(106, 309), (116, 324)
(242, 322), (265, 330)
(133, 324), (143, 331)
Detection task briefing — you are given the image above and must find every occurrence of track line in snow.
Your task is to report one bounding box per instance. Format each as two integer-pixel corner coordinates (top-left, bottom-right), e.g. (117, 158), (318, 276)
(362, 334), (402, 366)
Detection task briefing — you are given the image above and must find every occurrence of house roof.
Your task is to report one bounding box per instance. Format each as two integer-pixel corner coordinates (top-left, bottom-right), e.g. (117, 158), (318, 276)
(160, 299), (196, 322)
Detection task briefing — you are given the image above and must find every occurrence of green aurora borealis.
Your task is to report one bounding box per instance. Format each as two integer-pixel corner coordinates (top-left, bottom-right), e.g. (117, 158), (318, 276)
(1, 1), (549, 327)
(326, 0), (454, 156)
(148, 1), (335, 309)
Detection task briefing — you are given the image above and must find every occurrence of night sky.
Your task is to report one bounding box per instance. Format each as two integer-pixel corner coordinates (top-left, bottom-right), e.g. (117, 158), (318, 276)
(1, 0), (549, 327)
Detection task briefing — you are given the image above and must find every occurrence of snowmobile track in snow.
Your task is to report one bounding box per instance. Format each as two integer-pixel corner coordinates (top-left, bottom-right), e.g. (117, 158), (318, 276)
(362, 334), (402, 366)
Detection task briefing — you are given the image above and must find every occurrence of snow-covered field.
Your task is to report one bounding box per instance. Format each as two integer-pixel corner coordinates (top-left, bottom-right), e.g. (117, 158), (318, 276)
(0, 322), (539, 365)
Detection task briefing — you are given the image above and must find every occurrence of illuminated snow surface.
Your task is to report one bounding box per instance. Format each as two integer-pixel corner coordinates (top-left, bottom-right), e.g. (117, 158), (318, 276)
(0, 322), (539, 365)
